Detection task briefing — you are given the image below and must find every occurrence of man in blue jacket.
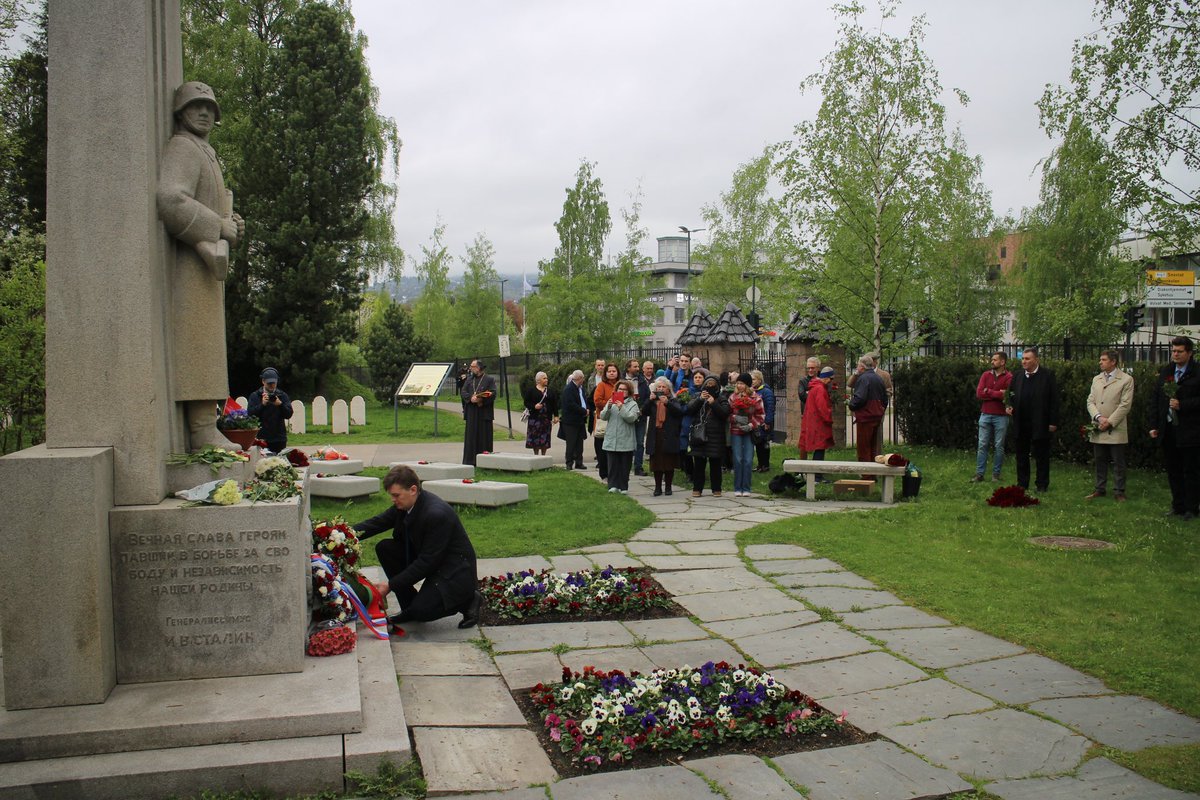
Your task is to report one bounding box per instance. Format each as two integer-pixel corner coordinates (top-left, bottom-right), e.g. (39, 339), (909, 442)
(246, 367), (292, 454)
(751, 370), (776, 472)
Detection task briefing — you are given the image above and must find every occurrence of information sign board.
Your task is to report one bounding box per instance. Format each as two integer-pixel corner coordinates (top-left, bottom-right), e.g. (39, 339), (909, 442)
(396, 363), (454, 397)
(1146, 270), (1195, 286)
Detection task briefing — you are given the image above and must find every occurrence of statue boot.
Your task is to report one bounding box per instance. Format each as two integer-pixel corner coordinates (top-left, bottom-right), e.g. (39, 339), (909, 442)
(186, 400), (229, 450)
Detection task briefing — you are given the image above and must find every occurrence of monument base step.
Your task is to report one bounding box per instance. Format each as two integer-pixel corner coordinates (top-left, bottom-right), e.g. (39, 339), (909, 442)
(0, 628), (409, 798)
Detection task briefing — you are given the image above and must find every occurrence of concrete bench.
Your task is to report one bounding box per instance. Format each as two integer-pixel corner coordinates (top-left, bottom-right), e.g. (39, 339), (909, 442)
(306, 457), (364, 475)
(308, 474), (380, 499)
(474, 453), (554, 472)
(388, 461), (475, 481)
(782, 459), (906, 504)
(421, 479), (529, 507)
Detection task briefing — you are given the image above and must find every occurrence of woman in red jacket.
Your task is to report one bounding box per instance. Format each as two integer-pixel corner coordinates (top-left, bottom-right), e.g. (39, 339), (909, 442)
(800, 366), (835, 480)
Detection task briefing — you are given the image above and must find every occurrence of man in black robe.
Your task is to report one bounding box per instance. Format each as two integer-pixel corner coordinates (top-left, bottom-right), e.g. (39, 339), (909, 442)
(460, 359), (497, 465)
(353, 465), (481, 629)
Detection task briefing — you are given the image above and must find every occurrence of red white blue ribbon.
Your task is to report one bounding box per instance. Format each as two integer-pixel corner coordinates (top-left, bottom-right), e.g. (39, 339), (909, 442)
(310, 553), (390, 640)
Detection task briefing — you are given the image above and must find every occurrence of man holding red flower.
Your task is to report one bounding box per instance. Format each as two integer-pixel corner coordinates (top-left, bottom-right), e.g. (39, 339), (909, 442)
(460, 359), (497, 466)
(1150, 336), (1200, 519)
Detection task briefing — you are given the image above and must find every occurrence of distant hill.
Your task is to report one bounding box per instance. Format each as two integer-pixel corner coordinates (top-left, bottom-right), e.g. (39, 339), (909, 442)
(368, 273), (533, 304)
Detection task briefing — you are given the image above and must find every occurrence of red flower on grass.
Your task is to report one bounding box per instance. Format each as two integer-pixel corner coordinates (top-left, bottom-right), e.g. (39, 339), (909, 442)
(987, 485), (1040, 507)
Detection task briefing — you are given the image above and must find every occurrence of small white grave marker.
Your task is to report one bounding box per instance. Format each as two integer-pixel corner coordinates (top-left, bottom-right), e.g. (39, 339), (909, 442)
(288, 400), (306, 434)
(350, 395), (366, 426)
(331, 399), (349, 435)
(311, 396), (328, 426)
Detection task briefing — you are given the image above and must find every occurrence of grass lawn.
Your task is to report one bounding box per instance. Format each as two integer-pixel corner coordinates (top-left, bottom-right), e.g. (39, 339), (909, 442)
(288, 400), (465, 444)
(309, 467), (653, 561)
(740, 442), (1200, 791)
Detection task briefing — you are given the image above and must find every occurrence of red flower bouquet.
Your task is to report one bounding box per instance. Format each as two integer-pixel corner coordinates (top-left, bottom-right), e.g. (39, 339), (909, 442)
(306, 625), (356, 657)
(987, 485), (1039, 508)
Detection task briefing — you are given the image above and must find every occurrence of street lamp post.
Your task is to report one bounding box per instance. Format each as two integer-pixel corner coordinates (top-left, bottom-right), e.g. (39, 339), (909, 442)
(498, 278), (512, 434)
(678, 225), (705, 318)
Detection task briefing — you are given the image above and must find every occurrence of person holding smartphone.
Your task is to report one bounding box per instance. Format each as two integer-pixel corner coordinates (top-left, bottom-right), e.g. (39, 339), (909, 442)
(600, 378), (642, 494)
(246, 366), (292, 454)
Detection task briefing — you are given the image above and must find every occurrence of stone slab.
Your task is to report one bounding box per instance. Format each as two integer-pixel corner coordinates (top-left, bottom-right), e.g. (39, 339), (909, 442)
(0, 733), (345, 800)
(165, 459), (252, 494)
(476, 556), (554, 578)
(549, 555), (595, 573)
(311, 396), (328, 426)
(790, 586), (903, 612)
(744, 544), (814, 560)
(485, 621), (635, 654)
(391, 461), (476, 481)
(109, 497), (307, 683)
(414, 727), (557, 795)
(344, 627), (412, 773)
(559, 647), (658, 677)
(709, 519), (759, 531)
(0, 652), (361, 762)
(771, 571), (877, 589)
(476, 452), (554, 472)
(702, 611), (821, 639)
(350, 395), (367, 425)
(287, 400), (306, 433)
(944, 652), (1110, 705)
(638, 554), (744, 571)
(550, 764), (722, 800)
(652, 567), (774, 596)
(676, 539), (739, 555)
(754, 558), (844, 575)
(771, 651), (931, 699)
(307, 457), (364, 475)
(640, 639), (745, 670)
(839, 605), (950, 630)
(621, 618), (710, 644)
(399, 676), (524, 727)
(673, 588), (811, 622)
(773, 740), (972, 800)
(587, 552), (645, 569)
(1028, 694), (1200, 751)
(734, 622), (876, 668)
(494, 651), (565, 691)
(423, 479), (529, 507)
(569, 543), (627, 554)
(627, 541), (681, 555)
(683, 754), (802, 800)
(864, 626), (1025, 670)
(632, 528), (737, 543)
(988, 755), (1200, 800)
(824, 678), (995, 733)
(391, 614), (479, 643)
(331, 399), (349, 434)
(0, 445), (115, 709)
(309, 474), (380, 498)
(886, 708), (1090, 780)
(439, 790), (549, 800)
(392, 641), (498, 676)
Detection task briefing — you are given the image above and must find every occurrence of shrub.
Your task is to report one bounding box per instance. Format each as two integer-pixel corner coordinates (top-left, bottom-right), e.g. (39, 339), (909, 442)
(518, 359), (591, 398)
(892, 356), (1162, 470)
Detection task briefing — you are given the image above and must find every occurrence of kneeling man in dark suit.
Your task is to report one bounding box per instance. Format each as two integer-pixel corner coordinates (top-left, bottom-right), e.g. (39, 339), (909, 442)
(353, 465), (483, 630)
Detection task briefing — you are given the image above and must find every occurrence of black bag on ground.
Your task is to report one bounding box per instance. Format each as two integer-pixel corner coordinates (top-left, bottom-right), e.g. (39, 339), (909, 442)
(769, 472), (803, 494)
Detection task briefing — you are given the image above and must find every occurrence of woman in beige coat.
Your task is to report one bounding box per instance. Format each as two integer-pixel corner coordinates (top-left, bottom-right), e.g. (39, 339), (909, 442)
(1085, 350), (1135, 500)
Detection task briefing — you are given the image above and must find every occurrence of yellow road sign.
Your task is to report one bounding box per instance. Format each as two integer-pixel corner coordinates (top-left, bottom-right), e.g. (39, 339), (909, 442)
(1146, 270), (1195, 286)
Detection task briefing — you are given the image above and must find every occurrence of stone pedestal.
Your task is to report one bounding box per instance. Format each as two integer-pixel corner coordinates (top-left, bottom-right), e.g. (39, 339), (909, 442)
(0, 446), (116, 710)
(390, 461), (475, 481)
(109, 498), (307, 683)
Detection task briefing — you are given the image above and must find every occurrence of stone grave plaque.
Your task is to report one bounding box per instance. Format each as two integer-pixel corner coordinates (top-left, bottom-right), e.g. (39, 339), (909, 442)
(109, 498), (307, 683)
(288, 400), (306, 434)
(350, 395), (366, 425)
(332, 399), (349, 434)
(312, 396), (328, 426)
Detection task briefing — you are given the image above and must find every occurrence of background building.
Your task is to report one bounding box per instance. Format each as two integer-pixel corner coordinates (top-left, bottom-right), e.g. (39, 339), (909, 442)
(639, 235), (703, 348)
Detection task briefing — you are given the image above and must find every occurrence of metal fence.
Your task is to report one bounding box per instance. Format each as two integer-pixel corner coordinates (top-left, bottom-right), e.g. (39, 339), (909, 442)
(909, 341), (1171, 363)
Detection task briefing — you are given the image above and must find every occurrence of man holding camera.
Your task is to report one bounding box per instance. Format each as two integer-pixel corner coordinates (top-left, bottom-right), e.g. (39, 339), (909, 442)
(247, 367), (293, 454)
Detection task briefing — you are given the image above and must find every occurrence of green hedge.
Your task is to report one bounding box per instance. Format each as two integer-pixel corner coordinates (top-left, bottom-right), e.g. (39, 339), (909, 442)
(518, 360), (593, 398)
(892, 356), (1162, 470)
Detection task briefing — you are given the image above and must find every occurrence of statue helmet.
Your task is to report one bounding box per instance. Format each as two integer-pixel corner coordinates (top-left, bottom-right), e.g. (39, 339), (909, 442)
(172, 81), (221, 121)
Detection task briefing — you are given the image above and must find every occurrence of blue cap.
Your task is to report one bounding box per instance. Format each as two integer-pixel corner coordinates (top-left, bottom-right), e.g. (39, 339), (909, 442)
(260, 367), (279, 382)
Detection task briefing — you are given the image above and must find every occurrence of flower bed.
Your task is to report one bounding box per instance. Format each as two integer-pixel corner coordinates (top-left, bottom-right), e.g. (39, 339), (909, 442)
(480, 567), (684, 626)
(522, 662), (865, 775)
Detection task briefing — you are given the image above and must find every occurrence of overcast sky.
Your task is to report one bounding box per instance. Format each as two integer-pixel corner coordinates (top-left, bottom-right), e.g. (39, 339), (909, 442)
(348, 0), (1099, 277)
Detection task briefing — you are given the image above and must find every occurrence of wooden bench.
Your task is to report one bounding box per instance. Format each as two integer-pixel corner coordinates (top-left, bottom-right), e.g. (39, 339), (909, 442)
(781, 459), (906, 504)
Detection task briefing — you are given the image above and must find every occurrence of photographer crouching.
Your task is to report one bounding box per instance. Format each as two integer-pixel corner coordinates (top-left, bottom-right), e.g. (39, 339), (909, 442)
(247, 367), (293, 454)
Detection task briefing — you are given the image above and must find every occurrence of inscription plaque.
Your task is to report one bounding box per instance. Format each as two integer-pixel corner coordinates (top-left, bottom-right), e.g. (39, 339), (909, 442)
(110, 498), (307, 683)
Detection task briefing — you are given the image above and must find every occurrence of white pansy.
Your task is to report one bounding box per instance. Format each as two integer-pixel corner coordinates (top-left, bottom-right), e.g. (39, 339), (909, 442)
(559, 687), (573, 701)
(580, 718), (597, 735)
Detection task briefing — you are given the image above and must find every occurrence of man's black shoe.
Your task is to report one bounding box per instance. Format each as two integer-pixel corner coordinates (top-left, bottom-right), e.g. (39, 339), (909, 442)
(458, 590), (484, 629)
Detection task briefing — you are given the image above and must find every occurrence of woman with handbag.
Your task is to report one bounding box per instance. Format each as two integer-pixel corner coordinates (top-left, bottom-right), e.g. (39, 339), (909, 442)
(523, 371), (558, 456)
(677, 370), (704, 488)
(600, 378), (642, 493)
(729, 373), (766, 497)
(643, 376), (684, 496)
(592, 362), (620, 480)
(685, 375), (731, 497)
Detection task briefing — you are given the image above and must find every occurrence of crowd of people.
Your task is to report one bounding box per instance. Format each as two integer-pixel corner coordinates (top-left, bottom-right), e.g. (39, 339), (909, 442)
(452, 338), (1194, 513)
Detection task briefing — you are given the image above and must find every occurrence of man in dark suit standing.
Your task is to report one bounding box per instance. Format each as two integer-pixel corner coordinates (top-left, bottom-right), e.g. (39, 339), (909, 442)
(1150, 336), (1200, 519)
(460, 359), (497, 465)
(1006, 346), (1060, 493)
(558, 369), (589, 469)
(354, 465), (481, 630)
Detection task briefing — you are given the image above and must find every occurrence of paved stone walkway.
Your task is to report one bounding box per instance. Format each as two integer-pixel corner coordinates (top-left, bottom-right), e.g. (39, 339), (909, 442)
(343, 442), (1200, 799)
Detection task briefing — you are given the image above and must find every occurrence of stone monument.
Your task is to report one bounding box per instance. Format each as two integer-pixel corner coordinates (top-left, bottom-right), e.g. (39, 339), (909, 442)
(0, 1), (406, 795)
